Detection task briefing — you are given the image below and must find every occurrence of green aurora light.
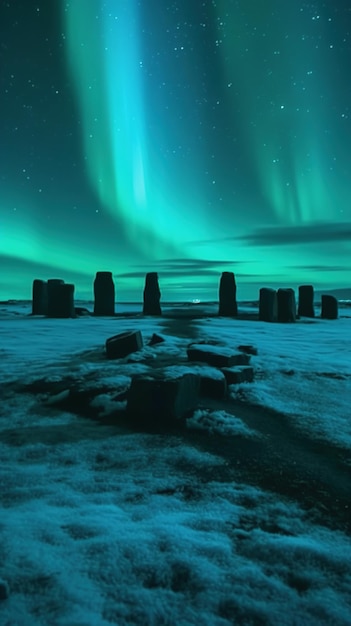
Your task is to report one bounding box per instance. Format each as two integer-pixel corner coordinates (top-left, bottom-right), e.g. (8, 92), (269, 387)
(0, 0), (350, 300)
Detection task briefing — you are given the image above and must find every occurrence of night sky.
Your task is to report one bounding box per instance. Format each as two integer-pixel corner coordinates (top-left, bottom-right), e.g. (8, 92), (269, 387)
(1, 0), (351, 302)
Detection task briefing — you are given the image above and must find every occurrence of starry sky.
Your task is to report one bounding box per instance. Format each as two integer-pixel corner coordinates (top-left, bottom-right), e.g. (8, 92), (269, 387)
(1, 0), (351, 302)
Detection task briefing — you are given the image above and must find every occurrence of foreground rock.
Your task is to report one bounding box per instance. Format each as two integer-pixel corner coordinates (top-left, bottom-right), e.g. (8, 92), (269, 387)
(237, 344), (258, 356)
(222, 366), (254, 385)
(127, 369), (200, 427)
(148, 333), (165, 346)
(106, 331), (143, 359)
(184, 364), (227, 399)
(187, 344), (250, 368)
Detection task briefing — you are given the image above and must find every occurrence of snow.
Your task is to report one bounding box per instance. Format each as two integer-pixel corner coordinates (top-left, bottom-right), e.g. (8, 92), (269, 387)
(197, 313), (351, 448)
(0, 301), (350, 625)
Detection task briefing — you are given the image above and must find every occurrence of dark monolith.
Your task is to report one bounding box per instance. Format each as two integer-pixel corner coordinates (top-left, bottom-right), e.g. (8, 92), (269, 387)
(218, 272), (238, 316)
(277, 288), (296, 322)
(321, 295), (338, 319)
(143, 272), (161, 315)
(94, 271), (115, 316)
(259, 288), (278, 322)
(32, 279), (48, 315)
(298, 284), (315, 318)
(47, 279), (65, 318)
(57, 284), (75, 318)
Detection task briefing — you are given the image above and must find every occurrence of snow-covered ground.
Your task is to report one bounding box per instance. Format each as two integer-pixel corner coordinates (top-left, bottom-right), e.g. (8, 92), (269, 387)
(0, 301), (350, 625)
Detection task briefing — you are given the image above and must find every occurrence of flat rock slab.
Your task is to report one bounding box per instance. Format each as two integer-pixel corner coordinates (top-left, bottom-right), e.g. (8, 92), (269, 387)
(237, 344), (258, 356)
(222, 366), (254, 385)
(106, 331), (143, 359)
(127, 369), (200, 426)
(187, 344), (250, 368)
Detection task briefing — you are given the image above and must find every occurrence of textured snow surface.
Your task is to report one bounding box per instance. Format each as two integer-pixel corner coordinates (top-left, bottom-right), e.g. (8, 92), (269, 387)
(0, 302), (350, 625)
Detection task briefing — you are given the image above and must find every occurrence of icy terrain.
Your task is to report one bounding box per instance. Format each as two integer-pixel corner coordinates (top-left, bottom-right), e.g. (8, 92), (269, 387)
(0, 301), (350, 625)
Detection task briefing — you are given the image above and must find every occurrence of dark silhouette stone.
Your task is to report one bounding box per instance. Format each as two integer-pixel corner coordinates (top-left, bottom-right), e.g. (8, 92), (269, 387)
(259, 288), (278, 322)
(47, 279), (65, 318)
(127, 370), (200, 427)
(298, 285), (315, 318)
(143, 272), (161, 315)
(321, 295), (338, 319)
(218, 272), (238, 316)
(94, 271), (115, 316)
(106, 330), (143, 359)
(277, 288), (296, 322)
(32, 279), (48, 315)
(48, 283), (75, 318)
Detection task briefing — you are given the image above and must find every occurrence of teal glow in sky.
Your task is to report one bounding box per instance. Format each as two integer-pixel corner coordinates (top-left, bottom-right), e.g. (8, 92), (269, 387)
(1, 0), (350, 301)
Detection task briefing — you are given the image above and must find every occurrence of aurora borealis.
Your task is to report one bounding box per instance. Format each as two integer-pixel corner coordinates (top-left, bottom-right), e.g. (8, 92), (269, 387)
(1, 0), (350, 301)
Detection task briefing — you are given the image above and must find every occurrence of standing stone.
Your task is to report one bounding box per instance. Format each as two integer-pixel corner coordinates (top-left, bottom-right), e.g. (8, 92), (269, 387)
(218, 272), (238, 316)
(48, 281), (75, 318)
(277, 288), (296, 322)
(321, 295), (338, 319)
(298, 285), (315, 318)
(94, 271), (115, 316)
(259, 288), (278, 322)
(32, 279), (48, 315)
(47, 279), (65, 318)
(143, 272), (161, 315)
(57, 284), (75, 318)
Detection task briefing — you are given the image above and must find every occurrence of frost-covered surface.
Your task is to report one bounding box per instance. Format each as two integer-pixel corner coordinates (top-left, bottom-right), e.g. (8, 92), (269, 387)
(0, 302), (350, 625)
(196, 311), (351, 449)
